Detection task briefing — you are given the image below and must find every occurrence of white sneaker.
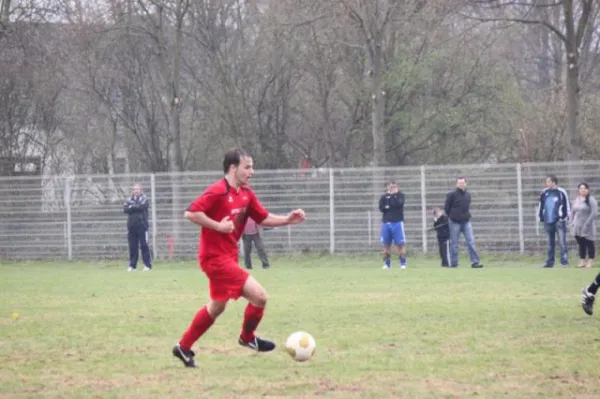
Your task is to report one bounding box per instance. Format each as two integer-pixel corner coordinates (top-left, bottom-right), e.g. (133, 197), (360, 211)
(127, 267), (136, 272)
(382, 265), (390, 269)
(401, 265), (406, 269)
(143, 266), (151, 271)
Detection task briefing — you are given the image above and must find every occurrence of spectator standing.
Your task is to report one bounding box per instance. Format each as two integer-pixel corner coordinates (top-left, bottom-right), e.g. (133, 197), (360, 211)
(123, 183), (152, 271)
(379, 181), (407, 269)
(432, 207), (450, 267)
(538, 174), (570, 268)
(242, 218), (270, 270)
(571, 182), (597, 268)
(444, 177), (483, 268)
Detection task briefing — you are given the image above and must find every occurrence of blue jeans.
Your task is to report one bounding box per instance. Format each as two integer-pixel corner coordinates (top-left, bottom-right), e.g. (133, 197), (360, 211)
(449, 220), (480, 266)
(544, 221), (568, 266)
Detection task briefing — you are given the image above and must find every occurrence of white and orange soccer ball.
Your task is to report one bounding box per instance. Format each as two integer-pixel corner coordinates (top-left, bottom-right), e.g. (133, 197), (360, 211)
(284, 331), (316, 362)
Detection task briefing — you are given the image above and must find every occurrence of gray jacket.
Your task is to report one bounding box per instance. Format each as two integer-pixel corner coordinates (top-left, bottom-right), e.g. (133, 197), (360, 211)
(571, 195), (597, 240)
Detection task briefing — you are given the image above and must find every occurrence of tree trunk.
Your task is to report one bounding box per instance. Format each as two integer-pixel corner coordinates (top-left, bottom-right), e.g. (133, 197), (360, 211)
(169, 1), (184, 172)
(563, 0), (581, 162)
(565, 57), (581, 162)
(562, 0), (582, 195)
(369, 35), (386, 167)
(0, 0), (10, 40)
(168, 0), (187, 259)
(0, 0), (9, 23)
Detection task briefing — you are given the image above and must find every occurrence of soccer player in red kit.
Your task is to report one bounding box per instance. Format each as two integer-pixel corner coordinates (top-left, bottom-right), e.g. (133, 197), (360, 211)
(172, 148), (306, 368)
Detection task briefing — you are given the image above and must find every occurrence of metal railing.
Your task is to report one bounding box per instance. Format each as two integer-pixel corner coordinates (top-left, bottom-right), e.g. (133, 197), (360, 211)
(1, 161), (598, 260)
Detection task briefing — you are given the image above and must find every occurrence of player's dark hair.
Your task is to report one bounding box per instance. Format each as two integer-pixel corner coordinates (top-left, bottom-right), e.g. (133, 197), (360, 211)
(547, 174), (558, 185)
(579, 182), (591, 207)
(456, 176), (466, 182)
(223, 148), (250, 174)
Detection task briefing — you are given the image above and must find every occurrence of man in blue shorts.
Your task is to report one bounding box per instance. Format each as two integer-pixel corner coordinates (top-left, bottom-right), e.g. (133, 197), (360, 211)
(379, 181), (407, 269)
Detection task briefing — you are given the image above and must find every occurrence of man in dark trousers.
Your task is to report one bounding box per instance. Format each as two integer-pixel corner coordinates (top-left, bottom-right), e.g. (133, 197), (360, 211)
(242, 217), (270, 269)
(444, 177), (483, 268)
(432, 207), (450, 267)
(123, 183), (152, 271)
(538, 174), (570, 268)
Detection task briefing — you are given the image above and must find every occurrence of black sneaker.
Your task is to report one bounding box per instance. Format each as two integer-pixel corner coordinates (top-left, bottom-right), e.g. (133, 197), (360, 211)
(238, 336), (276, 352)
(581, 288), (595, 316)
(541, 264), (554, 268)
(172, 344), (197, 368)
(471, 263), (483, 268)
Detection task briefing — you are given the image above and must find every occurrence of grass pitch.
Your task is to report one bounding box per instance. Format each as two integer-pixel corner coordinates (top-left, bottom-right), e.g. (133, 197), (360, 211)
(1, 255), (599, 398)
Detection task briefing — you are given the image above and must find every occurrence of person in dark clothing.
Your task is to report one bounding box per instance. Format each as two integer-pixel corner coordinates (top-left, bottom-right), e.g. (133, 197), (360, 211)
(432, 207), (450, 267)
(379, 181), (407, 269)
(242, 218), (270, 270)
(444, 177), (483, 268)
(124, 183), (152, 271)
(581, 273), (600, 316)
(538, 174), (570, 268)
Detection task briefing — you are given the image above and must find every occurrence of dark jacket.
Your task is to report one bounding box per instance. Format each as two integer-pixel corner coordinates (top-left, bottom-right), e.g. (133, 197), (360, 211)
(124, 194), (149, 231)
(444, 188), (471, 223)
(433, 214), (450, 240)
(538, 187), (570, 224)
(379, 192), (405, 223)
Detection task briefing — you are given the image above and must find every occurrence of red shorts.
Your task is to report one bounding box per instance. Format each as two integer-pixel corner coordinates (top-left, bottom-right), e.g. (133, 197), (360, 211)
(199, 257), (249, 301)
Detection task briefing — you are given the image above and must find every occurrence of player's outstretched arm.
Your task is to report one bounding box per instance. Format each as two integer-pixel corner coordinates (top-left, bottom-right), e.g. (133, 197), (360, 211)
(260, 209), (306, 227)
(184, 211), (234, 233)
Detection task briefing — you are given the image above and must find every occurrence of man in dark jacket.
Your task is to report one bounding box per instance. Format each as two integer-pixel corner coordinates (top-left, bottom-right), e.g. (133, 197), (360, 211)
(538, 174), (570, 268)
(444, 177), (483, 268)
(124, 183), (152, 271)
(379, 181), (407, 269)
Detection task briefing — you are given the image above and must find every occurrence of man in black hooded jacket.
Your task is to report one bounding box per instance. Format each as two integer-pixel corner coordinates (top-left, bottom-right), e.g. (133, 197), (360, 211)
(444, 177), (483, 268)
(124, 183), (152, 271)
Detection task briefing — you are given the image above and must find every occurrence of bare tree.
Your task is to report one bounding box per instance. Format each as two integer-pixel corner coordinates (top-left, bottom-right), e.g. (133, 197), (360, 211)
(336, 0), (405, 167)
(464, 0), (599, 162)
(0, 1), (63, 175)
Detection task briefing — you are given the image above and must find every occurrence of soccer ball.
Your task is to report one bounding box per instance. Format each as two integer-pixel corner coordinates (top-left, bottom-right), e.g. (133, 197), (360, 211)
(284, 331), (316, 362)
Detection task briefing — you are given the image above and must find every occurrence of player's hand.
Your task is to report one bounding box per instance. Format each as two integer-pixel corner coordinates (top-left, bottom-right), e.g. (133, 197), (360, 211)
(218, 216), (235, 233)
(287, 209), (306, 224)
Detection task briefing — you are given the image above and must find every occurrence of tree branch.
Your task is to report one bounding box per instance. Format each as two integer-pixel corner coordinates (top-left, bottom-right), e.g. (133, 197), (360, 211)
(575, 0), (594, 48)
(458, 13), (567, 43)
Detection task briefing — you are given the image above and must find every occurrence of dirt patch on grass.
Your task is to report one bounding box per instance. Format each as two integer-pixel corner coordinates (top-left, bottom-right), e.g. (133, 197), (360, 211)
(423, 379), (482, 397)
(196, 346), (238, 355)
(311, 378), (365, 396)
(423, 373), (599, 398)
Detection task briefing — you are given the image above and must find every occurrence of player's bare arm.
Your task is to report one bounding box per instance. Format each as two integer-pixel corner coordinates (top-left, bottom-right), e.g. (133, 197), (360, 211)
(184, 211), (234, 233)
(260, 209), (306, 227)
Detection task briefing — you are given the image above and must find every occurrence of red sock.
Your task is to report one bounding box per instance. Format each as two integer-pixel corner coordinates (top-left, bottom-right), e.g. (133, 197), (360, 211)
(179, 306), (215, 350)
(240, 303), (264, 342)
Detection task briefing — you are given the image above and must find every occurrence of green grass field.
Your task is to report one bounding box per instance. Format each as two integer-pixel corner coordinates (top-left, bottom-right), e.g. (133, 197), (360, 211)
(1, 255), (599, 398)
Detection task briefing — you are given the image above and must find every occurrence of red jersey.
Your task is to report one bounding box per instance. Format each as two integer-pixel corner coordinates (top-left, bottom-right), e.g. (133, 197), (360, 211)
(187, 179), (269, 262)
